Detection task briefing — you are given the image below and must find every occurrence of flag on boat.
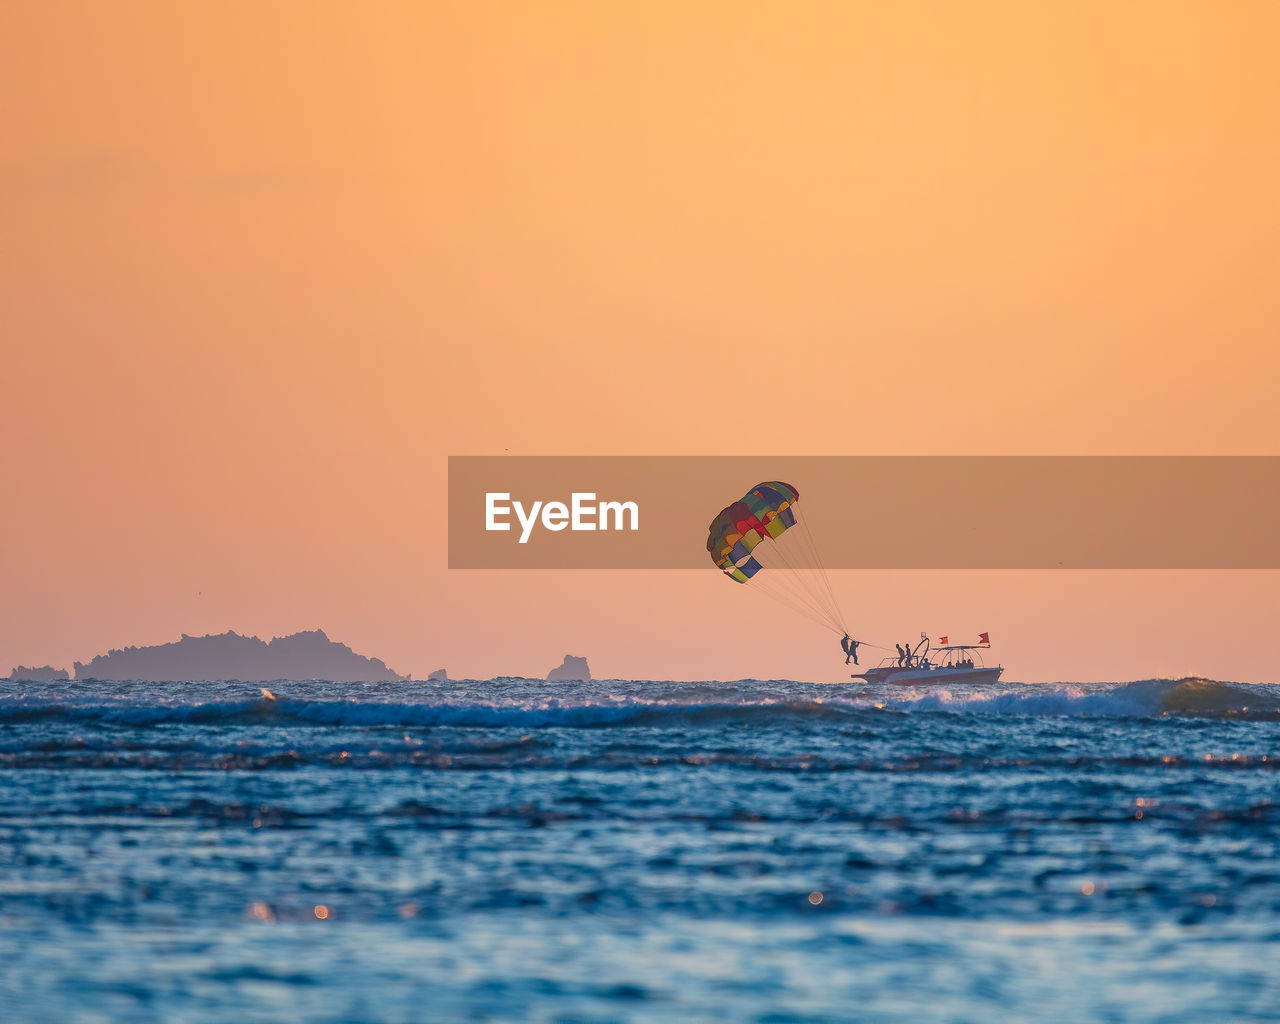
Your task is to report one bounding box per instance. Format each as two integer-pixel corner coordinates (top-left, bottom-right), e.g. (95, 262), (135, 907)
(939, 636), (949, 645)
(979, 632), (990, 644)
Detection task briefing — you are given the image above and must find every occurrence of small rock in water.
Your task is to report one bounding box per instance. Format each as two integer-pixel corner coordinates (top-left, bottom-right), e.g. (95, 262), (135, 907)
(547, 655), (591, 682)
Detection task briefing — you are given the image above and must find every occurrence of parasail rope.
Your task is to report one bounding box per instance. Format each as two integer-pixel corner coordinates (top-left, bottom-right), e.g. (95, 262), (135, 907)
(756, 533), (845, 632)
(737, 574), (845, 634)
(790, 510), (848, 636)
(769, 520), (847, 634)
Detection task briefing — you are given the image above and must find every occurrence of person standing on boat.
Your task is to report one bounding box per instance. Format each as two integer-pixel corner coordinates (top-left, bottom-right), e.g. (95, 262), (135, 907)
(903, 640), (914, 667)
(895, 643), (906, 667)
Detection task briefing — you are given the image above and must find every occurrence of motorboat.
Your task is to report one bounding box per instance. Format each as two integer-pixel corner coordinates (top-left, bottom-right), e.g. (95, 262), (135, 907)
(851, 634), (1003, 686)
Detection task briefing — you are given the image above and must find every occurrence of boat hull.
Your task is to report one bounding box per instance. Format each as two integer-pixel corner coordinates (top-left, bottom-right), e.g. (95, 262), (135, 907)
(853, 666), (1004, 686)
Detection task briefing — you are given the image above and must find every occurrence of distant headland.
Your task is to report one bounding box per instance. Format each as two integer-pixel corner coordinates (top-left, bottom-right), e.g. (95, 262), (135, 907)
(4, 635), (602, 684)
(12, 629), (409, 683)
(6, 665), (71, 682)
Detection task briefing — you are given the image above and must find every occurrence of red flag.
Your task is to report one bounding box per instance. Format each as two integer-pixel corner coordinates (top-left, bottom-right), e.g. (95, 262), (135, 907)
(939, 636), (949, 645)
(979, 632), (990, 644)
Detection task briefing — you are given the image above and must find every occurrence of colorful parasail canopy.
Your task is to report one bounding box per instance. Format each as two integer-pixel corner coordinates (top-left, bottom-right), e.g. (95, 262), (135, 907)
(706, 480), (847, 635)
(706, 481), (801, 583)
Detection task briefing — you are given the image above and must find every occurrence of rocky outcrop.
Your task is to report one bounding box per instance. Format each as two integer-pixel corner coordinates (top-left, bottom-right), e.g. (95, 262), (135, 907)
(72, 629), (408, 682)
(6, 665), (71, 682)
(427, 668), (449, 681)
(546, 654), (591, 682)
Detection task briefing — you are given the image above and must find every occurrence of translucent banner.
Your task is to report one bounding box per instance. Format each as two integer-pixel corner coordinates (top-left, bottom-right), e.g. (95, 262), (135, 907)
(448, 456), (1280, 569)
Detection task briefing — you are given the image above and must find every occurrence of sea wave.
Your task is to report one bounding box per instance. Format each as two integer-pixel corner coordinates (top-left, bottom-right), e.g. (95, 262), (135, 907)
(891, 678), (1279, 719)
(0, 678), (1273, 728)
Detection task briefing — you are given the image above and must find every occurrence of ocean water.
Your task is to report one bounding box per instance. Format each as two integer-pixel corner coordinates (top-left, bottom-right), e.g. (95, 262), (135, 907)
(1, 676), (1278, 1023)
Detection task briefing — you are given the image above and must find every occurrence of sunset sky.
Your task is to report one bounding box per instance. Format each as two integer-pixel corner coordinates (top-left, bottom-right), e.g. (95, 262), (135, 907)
(3, 2), (1278, 682)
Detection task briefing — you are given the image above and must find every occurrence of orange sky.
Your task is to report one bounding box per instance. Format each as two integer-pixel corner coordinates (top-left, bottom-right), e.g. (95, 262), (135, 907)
(3, 2), (1278, 682)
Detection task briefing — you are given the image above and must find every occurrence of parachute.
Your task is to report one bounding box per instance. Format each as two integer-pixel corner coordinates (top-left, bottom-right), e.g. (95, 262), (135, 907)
(706, 481), (847, 635)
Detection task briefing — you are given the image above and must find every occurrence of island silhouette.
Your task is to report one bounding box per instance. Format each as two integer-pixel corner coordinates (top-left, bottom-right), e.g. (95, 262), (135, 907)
(66, 629), (408, 682)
